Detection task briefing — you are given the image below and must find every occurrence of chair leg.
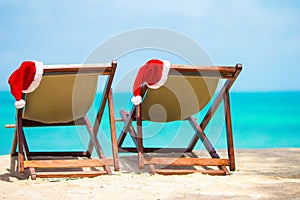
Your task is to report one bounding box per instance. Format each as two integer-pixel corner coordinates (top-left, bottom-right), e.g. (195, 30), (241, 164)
(11, 129), (17, 156)
(117, 110), (128, 147)
(84, 116), (112, 174)
(118, 109), (138, 148)
(188, 117), (218, 156)
(187, 80), (231, 152)
(136, 104), (144, 169)
(17, 126), (24, 174)
(108, 89), (119, 171)
(224, 92), (235, 171)
(188, 117), (230, 174)
(22, 130), (31, 160)
(10, 130), (18, 175)
(15, 109), (26, 174)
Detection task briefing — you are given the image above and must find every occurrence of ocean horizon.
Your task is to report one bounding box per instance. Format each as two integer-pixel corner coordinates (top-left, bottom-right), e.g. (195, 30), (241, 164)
(1, 90), (299, 157)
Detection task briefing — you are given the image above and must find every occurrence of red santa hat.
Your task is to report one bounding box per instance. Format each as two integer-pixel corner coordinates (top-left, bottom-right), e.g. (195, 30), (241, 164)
(8, 61), (44, 109)
(131, 59), (171, 105)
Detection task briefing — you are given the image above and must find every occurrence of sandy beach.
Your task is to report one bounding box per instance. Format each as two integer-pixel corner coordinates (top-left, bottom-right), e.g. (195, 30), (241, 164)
(0, 148), (299, 200)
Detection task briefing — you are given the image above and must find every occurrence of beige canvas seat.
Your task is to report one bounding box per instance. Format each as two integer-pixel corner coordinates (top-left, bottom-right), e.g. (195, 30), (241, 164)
(118, 64), (242, 175)
(10, 61), (119, 179)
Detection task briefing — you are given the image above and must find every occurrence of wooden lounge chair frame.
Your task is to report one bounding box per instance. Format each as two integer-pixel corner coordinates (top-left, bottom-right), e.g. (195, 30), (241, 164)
(10, 61), (119, 179)
(117, 63), (242, 175)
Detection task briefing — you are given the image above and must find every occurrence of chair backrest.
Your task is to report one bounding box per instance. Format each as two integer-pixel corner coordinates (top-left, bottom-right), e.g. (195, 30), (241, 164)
(23, 63), (113, 123)
(141, 65), (221, 122)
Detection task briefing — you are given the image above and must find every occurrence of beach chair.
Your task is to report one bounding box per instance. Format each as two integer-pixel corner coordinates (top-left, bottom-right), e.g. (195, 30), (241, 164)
(117, 62), (242, 175)
(9, 61), (119, 179)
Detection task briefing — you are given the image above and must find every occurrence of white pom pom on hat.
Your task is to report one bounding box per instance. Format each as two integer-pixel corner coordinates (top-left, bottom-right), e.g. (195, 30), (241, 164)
(131, 95), (142, 106)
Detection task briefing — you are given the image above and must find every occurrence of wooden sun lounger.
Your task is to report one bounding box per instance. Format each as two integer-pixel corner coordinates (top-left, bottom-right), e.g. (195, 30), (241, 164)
(8, 61), (119, 179)
(117, 64), (242, 175)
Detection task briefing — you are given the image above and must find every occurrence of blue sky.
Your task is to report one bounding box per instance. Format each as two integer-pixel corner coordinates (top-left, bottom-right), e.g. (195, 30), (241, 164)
(1, 0), (300, 91)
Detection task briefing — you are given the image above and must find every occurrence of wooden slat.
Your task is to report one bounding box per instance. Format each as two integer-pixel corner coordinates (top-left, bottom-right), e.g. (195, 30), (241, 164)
(35, 170), (108, 178)
(43, 63), (112, 76)
(24, 159), (114, 169)
(170, 65), (240, 78)
(144, 157), (230, 166)
(171, 64), (236, 71)
(27, 151), (90, 157)
(44, 63), (110, 69)
(118, 147), (189, 153)
(4, 124), (16, 128)
(22, 118), (86, 127)
(151, 169), (227, 175)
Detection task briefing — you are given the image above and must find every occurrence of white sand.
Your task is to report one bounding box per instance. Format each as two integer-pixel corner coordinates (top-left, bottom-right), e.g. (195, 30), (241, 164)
(0, 148), (299, 199)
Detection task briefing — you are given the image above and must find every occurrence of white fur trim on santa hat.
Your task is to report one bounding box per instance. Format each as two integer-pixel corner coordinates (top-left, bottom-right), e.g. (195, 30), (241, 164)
(22, 61), (44, 93)
(147, 60), (170, 89)
(131, 95), (142, 105)
(15, 99), (26, 109)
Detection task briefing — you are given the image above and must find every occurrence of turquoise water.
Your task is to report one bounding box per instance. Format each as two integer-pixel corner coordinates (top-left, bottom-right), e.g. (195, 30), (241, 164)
(1, 91), (299, 156)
